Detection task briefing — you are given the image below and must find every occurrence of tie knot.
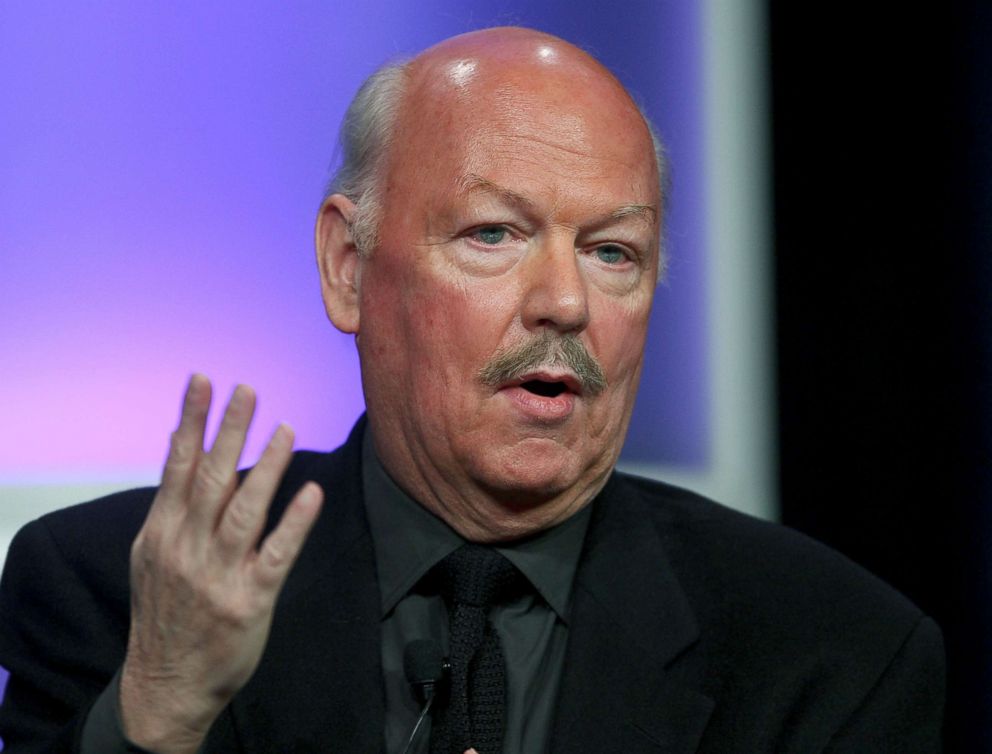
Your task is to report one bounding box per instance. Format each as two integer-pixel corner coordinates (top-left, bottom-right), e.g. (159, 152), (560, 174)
(434, 544), (524, 607)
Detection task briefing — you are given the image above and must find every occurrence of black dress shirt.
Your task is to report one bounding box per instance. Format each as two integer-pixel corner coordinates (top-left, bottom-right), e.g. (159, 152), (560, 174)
(362, 432), (591, 754)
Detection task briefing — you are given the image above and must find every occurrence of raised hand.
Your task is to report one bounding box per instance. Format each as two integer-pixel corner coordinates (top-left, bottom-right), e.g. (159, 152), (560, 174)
(119, 375), (323, 754)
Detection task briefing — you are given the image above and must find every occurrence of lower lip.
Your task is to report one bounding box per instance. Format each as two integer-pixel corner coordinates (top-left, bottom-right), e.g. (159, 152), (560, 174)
(499, 386), (577, 422)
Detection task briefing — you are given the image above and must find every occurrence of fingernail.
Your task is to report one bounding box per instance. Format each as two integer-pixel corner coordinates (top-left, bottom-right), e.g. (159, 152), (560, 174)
(187, 373), (208, 400)
(230, 383), (251, 408)
(298, 482), (322, 512)
(272, 422), (293, 448)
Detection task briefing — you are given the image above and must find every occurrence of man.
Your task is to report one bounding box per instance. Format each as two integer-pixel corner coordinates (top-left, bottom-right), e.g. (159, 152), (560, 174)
(0, 27), (943, 754)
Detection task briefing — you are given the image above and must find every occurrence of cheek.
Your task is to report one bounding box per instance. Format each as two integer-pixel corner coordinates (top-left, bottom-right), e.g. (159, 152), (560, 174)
(592, 299), (652, 379)
(414, 275), (518, 353)
(375, 277), (493, 397)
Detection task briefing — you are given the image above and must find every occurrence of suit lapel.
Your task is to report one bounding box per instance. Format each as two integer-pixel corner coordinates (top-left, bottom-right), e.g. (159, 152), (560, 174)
(550, 474), (714, 754)
(229, 421), (386, 753)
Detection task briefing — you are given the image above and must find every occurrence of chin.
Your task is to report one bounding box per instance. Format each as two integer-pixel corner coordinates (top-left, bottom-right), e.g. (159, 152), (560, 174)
(471, 441), (592, 506)
(465, 485), (584, 542)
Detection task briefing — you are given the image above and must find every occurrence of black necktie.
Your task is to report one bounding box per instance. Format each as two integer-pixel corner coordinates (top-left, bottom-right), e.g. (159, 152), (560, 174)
(429, 544), (524, 754)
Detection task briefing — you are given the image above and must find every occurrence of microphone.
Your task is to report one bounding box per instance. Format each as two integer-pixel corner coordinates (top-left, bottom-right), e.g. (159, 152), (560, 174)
(401, 639), (448, 754)
(404, 638), (446, 703)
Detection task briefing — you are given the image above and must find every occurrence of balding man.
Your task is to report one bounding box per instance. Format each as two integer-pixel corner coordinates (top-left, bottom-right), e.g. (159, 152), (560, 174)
(0, 28), (943, 754)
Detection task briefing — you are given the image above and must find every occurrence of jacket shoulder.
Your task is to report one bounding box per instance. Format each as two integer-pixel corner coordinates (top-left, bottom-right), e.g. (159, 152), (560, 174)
(608, 472), (944, 750)
(615, 471), (923, 625)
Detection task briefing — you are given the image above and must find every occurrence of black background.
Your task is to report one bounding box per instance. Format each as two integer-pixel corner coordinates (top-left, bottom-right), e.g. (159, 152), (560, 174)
(769, 3), (991, 749)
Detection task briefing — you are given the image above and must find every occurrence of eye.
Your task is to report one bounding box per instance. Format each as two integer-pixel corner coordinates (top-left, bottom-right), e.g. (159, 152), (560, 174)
(595, 244), (628, 265)
(474, 226), (508, 245)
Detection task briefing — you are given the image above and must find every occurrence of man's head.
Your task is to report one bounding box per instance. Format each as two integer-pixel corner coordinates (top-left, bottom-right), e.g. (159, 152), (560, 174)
(316, 27), (664, 541)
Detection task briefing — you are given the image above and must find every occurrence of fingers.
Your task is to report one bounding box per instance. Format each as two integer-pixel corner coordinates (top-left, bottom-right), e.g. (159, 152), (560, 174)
(255, 482), (323, 591)
(150, 375), (322, 584)
(215, 423), (296, 559)
(186, 384), (256, 530)
(157, 374), (212, 515)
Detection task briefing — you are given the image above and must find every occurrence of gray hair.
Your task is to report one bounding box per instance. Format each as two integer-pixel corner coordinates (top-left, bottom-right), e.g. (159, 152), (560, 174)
(644, 122), (671, 278)
(325, 59), (671, 274)
(325, 60), (412, 256)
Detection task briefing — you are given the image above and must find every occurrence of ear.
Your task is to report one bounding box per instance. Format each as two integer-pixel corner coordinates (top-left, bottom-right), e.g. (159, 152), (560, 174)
(315, 194), (361, 334)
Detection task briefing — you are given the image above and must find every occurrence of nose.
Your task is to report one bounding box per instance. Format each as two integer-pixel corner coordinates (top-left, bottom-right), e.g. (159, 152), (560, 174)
(520, 234), (590, 334)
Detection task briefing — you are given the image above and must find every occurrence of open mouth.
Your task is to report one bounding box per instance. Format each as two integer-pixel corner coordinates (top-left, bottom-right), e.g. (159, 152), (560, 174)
(520, 379), (569, 398)
(500, 373), (580, 420)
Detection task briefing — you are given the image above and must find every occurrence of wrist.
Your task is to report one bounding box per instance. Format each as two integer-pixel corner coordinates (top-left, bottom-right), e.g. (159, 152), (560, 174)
(118, 662), (217, 754)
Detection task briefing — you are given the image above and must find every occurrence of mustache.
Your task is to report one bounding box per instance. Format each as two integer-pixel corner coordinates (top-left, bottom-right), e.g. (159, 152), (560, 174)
(478, 331), (608, 397)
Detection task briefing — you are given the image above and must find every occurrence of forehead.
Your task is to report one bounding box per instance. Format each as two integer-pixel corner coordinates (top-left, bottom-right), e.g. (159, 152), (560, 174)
(385, 52), (660, 211)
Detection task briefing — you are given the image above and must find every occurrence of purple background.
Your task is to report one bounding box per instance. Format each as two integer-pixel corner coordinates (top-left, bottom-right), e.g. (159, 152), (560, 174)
(0, 1), (706, 479)
(0, 0), (707, 722)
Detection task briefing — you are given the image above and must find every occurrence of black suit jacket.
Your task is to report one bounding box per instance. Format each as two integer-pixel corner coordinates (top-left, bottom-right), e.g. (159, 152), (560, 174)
(0, 419), (944, 752)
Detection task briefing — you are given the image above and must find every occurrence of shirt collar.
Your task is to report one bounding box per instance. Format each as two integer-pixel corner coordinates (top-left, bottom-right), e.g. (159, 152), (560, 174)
(361, 428), (591, 623)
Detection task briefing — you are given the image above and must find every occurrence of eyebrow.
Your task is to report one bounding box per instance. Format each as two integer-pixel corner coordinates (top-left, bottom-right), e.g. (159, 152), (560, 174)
(459, 173), (657, 225)
(459, 174), (536, 211)
(608, 203), (657, 224)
